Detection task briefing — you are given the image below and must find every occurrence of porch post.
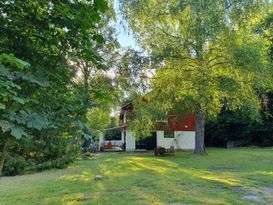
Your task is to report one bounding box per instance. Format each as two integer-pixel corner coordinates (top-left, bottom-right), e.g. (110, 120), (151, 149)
(99, 132), (104, 151)
(121, 131), (125, 143)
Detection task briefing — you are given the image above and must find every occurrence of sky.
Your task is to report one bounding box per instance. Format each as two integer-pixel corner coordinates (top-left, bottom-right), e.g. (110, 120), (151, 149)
(113, 0), (141, 50)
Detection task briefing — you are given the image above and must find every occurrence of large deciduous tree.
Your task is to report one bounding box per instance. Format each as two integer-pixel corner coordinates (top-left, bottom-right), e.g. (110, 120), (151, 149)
(70, 5), (120, 133)
(0, 0), (109, 175)
(0, 54), (46, 175)
(120, 0), (272, 154)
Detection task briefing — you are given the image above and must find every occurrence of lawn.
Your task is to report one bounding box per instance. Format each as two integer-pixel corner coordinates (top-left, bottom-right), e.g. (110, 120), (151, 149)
(0, 148), (272, 205)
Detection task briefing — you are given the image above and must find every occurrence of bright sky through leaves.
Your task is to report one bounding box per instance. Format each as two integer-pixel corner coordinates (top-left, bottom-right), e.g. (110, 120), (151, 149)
(114, 0), (140, 49)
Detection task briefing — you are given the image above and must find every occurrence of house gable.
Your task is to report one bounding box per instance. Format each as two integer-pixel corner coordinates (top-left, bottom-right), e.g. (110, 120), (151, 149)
(120, 103), (195, 132)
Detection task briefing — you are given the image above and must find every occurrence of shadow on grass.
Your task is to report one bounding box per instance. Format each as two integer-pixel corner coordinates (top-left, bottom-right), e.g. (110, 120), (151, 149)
(53, 150), (273, 205)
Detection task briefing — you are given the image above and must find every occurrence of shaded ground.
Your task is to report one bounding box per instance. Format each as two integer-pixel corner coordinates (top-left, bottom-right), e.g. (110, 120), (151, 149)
(0, 148), (273, 205)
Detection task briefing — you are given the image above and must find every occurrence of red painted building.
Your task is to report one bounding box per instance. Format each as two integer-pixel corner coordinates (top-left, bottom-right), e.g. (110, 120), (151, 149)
(118, 103), (196, 151)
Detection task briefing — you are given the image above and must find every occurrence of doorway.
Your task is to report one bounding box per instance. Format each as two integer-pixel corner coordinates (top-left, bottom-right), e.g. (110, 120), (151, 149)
(135, 132), (157, 150)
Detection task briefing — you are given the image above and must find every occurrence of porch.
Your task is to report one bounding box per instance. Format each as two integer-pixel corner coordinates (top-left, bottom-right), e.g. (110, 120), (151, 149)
(99, 126), (125, 152)
(99, 127), (157, 152)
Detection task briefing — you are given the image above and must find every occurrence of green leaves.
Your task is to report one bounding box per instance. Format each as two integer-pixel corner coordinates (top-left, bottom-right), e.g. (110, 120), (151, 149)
(121, 0), (272, 115)
(26, 112), (46, 131)
(0, 119), (28, 139)
(0, 0), (113, 175)
(0, 53), (46, 140)
(0, 120), (28, 139)
(0, 103), (5, 110)
(82, 133), (92, 141)
(0, 54), (30, 70)
(10, 127), (28, 139)
(93, 34), (105, 45)
(118, 0), (273, 152)
(0, 80), (21, 90)
(14, 72), (47, 87)
(93, 0), (108, 13)
(12, 96), (25, 104)
(0, 120), (13, 133)
(0, 110), (46, 139)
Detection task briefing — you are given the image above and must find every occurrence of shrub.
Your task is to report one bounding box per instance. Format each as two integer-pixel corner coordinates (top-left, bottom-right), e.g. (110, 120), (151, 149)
(2, 132), (82, 176)
(3, 155), (29, 176)
(36, 156), (73, 171)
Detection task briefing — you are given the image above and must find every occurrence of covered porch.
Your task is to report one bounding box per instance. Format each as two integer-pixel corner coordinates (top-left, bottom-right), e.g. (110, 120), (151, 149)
(99, 127), (158, 152)
(99, 126), (125, 152)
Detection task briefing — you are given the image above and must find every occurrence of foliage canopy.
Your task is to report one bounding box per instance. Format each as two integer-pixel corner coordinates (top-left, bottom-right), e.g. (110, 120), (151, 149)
(120, 0), (273, 153)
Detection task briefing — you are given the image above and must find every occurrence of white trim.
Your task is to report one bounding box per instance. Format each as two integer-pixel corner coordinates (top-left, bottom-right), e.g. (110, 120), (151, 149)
(104, 125), (125, 131)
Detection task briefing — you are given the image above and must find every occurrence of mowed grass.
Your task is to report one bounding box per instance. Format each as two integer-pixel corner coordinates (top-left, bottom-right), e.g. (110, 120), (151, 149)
(0, 148), (273, 205)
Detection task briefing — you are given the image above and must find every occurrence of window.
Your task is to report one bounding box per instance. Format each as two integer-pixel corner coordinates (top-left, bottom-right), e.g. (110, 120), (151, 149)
(164, 130), (174, 138)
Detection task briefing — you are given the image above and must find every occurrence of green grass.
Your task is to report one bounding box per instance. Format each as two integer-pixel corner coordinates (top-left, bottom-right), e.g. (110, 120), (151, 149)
(0, 148), (273, 205)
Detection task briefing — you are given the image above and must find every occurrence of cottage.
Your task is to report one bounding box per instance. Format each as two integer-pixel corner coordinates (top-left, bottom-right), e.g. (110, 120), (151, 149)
(99, 103), (196, 151)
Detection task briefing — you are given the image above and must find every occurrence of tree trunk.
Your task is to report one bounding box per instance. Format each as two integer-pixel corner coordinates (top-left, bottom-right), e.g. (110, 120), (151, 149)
(82, 66), (90, 124)
(194, 108), (206, 155)
(0, 136), (9, 176)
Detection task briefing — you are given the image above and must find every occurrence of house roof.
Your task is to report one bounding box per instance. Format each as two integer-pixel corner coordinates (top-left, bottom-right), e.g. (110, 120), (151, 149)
(104, 125), (126, 131)
(121, 103), (133, 110)
(118, 100), (195, 131)
(119, 103), (133, 120)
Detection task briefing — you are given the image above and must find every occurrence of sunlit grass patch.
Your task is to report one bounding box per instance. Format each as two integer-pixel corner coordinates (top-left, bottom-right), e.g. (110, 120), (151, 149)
(0, 148), (272, 205)
(59, 171), (93, 182)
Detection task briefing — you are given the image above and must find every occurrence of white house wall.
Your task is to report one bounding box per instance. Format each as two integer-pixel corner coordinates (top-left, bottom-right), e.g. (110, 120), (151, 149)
(125, 131), (136, 151)
(157, 131), (195, 150)
(175, 131), (195, 150)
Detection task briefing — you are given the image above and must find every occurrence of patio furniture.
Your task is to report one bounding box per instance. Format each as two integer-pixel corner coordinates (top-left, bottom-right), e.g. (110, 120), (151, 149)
(154, 146), (166, 156)
(104, 141), (112, 149)
(166, 146), (174, 155)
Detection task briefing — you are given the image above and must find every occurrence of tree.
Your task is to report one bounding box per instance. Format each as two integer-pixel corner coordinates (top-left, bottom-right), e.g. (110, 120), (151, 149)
(205, 6), (273, 148)
(117, 49), (151, 93)
(0, 0), (110, 175)
(62, 1), (123, 143)
(120, 0), (272, 154)
(69, 4), (120, 130)
(0, 54), (46, 175)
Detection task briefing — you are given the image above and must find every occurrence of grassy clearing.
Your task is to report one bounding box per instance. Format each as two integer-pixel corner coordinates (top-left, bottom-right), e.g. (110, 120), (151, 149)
(0, 148), (273, 205)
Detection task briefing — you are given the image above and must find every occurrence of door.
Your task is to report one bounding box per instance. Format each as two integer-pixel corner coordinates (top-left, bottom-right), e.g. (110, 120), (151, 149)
(135, 132), (157, 150)
(146, 132), (157, 150)
(135, 137), (146, 149)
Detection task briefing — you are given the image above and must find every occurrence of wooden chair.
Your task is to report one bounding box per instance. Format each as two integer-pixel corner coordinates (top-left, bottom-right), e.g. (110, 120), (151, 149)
(107, 141), (112, 149)
(154, 146), (166, 156)
(166, 146), (174, 155)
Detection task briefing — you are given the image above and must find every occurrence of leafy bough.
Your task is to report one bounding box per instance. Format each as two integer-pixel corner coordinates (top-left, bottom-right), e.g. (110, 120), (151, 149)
(0, 53), (47, 176)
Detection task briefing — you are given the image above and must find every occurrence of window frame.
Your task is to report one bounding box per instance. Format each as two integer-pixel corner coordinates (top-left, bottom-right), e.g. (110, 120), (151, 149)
(164, 130), (174, 138)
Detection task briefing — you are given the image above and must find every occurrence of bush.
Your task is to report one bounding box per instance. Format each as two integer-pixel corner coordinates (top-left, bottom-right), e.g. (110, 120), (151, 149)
(36, 156), (73, 171)
(3, 155), (75, 175)
(52, 157), (73, 169)
(2, 131), (82, 176)
(205, 106), (273, 147)
(3, 155), (29, 176)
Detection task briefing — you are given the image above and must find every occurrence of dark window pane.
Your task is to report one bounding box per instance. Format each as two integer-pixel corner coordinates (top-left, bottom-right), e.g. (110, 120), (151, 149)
(164, 131), (174, 138)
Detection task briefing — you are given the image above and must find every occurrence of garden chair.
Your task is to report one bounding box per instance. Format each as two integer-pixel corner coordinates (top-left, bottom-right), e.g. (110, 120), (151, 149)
(166, 146), (174, 155)
(154, 146), (166, 156)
